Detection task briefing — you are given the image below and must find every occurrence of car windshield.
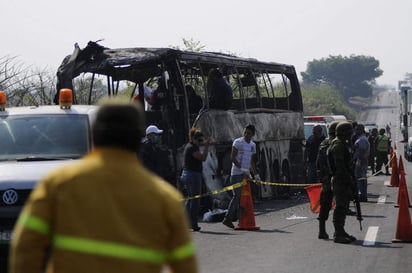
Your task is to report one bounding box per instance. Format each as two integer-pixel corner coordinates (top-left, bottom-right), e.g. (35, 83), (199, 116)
(0, 114), (90, 161)
(304, 124), (327, 139)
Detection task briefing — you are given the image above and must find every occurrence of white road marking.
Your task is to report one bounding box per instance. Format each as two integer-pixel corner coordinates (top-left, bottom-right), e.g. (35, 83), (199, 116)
(384, 180), (390, 186)
(377, 195), (386, 204)
(286, 215), (307, 220)
(363, 226), (379, 246)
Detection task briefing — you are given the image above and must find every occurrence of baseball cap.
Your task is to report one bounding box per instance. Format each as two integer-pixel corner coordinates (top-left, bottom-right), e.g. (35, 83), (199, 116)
(146, 125), (163, 135)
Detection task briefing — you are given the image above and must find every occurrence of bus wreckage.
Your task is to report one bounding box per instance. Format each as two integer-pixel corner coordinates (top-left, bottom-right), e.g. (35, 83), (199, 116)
(56, 41), (306, 204)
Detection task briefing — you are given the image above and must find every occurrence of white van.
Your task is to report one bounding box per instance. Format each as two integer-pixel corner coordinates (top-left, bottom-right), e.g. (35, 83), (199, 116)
(0, 103), (97, 250)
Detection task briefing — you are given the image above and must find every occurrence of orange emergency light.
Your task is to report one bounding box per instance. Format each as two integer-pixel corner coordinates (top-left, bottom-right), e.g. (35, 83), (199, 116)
(59, 88), (73, 109)
(0, 90), (6, 111)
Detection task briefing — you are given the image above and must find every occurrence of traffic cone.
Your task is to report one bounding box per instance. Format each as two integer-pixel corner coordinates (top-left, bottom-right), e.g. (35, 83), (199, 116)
(399, 156), (405, 174)
(388, 153), (399, 187)
(305, 183), (322, 213)
(235, 177), (260, 230)
(395, 170), (411, 208)
(392, 181), (412, 243)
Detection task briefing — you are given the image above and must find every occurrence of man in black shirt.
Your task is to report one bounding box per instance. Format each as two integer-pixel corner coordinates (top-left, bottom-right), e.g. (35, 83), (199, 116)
(141, 125), (173, 184)
(305, 125), (326, 183)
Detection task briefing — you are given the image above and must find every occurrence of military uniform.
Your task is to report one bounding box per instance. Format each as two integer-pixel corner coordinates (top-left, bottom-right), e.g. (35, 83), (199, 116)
(329, 122), (356, 244)
(316, 121), (339, 239)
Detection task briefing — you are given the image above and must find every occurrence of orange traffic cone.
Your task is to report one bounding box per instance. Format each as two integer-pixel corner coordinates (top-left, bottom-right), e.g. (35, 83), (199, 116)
(305, 183), (322, 213)
(235, 177), (260, 230)
(395, 170), (411, 208)
(392, 181), (412, 243)
(399, 156), (405, 174)
(388, 154), (399, 187)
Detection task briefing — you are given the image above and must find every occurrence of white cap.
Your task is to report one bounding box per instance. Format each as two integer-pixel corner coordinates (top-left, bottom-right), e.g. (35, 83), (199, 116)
(146, 125), (163, 135)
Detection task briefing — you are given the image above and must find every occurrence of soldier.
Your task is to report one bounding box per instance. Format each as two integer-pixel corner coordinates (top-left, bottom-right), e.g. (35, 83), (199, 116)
(316, 121), (339, 239)
(329, 121), (357, 244)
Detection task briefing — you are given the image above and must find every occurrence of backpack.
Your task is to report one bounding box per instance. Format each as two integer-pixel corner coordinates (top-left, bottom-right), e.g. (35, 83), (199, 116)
(316, 138), (335, 178)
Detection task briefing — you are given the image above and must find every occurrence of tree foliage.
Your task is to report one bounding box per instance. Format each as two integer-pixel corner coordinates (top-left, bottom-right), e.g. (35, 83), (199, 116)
(301, 55), (383, 101)
(301, 83), (356, 120)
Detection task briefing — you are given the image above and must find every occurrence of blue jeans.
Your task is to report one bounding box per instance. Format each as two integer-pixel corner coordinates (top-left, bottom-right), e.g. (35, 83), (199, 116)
(355, 160), (368, 198)
(224, 174), (243, 221)
(181, 169), (202, 229)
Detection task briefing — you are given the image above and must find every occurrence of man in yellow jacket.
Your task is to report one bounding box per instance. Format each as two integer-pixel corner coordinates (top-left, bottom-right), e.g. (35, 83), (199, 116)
(9, 98), (198, 273)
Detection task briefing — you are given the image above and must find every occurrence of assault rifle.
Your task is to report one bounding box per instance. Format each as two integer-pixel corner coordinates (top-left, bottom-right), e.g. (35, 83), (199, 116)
(352, 178), (363, 230)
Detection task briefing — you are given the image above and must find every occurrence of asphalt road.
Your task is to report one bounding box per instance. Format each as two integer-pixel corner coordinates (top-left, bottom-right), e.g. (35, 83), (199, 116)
(192, 90), (412, 273)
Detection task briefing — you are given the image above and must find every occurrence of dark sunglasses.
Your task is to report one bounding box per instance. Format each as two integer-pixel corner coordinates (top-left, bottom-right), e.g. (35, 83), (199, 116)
(196, 138), (204, 143)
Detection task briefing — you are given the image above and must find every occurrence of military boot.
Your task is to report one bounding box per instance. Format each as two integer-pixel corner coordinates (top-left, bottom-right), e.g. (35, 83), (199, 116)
(333, 225), (352, 244)
(318, 219), (329, 239)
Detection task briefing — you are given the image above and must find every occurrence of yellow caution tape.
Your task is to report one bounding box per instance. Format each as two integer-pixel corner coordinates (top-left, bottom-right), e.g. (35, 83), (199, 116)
(184, 180), (247, 201)
(183, 149), (399, 201)
(251, 180), (312, 187)
(183, 179), (312, 201)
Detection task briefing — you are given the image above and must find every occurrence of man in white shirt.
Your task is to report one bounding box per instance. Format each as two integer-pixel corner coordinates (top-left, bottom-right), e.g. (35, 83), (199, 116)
(222, 124), (257, 229)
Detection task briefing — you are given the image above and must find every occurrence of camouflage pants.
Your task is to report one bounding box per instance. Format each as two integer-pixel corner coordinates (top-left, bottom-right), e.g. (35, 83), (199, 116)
(318, 178), (333, 221)
(332, 177), (352, 227)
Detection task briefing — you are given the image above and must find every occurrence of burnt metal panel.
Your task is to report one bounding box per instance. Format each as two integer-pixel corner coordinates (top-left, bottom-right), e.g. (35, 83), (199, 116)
(194, 110), (304, 143)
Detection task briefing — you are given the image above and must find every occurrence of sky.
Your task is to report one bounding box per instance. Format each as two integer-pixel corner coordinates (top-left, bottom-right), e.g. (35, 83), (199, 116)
(2, 0), (412, 86)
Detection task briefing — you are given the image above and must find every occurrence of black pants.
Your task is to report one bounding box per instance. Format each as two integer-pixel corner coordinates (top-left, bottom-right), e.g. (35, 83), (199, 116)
(376, 152), (389, 173)
(319, 182), (333, 221)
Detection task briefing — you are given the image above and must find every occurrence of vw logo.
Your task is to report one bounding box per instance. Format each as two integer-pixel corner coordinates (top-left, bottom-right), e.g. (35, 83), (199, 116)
(2, 189), (18, 205)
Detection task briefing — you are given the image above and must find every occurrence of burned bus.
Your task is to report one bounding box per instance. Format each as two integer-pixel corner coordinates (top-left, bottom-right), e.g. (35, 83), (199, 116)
(56, 41), (306, 200)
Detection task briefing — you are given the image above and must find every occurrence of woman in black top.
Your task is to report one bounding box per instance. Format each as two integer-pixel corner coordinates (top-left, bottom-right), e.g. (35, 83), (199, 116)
(181, 128), (210, 231)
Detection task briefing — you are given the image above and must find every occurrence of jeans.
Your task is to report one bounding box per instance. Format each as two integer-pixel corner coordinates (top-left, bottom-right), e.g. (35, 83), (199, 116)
(181, 169), (202, 229)
(355, 160), (368, 199)
(224, 174), (243, 221)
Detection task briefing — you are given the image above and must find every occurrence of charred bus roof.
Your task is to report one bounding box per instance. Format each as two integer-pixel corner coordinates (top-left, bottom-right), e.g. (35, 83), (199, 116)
(56, 41), (297, 96)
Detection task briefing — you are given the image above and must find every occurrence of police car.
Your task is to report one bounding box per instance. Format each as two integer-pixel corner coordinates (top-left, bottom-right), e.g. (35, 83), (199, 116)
(0, 90), (97, 247)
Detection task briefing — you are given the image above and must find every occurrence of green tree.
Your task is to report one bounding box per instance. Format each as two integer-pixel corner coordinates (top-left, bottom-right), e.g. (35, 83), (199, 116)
(301, 83), (356, 120)
(301, 55), (383, 101)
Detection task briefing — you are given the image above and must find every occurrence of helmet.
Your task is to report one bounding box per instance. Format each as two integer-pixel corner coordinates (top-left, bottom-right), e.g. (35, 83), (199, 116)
(327, 121), (340, 135)
(336, 121), (353, 136)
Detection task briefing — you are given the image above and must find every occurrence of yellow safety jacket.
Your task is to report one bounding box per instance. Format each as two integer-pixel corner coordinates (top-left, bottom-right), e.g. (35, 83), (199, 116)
(9, 148), (198, 273)
(376, 134), (389, 152)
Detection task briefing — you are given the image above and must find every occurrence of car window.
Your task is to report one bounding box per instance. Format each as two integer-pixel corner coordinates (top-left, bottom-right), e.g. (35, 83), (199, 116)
(304, 123), (327, 139)
(0, 114), (90, 161)
(304, 124), (313, 139)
